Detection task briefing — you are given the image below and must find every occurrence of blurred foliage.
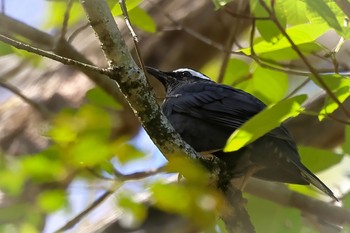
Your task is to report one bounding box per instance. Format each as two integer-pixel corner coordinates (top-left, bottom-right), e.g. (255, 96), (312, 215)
(246, 194), (302, 233)
(0, 0), (350, 232)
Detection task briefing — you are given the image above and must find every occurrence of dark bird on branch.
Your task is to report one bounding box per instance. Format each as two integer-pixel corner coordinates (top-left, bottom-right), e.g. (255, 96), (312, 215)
(147, 66), (337, 201)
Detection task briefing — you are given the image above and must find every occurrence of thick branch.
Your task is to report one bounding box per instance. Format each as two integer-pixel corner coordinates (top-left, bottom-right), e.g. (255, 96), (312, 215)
(80, 0), (198, 160)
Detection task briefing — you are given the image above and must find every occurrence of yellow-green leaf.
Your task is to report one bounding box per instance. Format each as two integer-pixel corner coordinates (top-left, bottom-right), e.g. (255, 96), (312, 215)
(129, 7), (156, 33)
(298, 146), (343, 172)
(37, 190), (66, 213)
(224, 95), (307, 152)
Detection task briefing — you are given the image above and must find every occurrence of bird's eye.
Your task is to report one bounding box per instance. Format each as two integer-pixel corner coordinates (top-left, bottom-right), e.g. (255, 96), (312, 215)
(182, 71), (191, 76)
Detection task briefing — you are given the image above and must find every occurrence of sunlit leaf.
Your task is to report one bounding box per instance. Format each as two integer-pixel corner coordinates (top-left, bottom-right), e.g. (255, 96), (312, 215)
(86, 87), (122, 110)
(110, 0), (142, 16)
(256, 42), (324, 61)
(37, 189), (66, 213)
(281, 0), (309, 25)
(49, 109), (78, 145)
(305, 0), (342, 32)
(21, 152), (64, 182)
(19, 223), (39, 233)
(309, 74), (350, 120)
(129, 7), (156, 33)
(246, 194), (302, 233)
(0, 168), (25, 195)
(241, 23), (329, 58)
(224, 95), (307, 152)
(244, 65), (288, 104)
(298, 146), (343, 172)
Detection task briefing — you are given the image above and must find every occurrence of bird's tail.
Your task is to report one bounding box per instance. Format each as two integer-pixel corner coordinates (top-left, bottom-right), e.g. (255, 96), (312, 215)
(292, 161), (338, 201)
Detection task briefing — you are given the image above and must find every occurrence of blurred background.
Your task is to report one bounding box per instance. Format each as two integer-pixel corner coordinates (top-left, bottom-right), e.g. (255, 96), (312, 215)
(1, 0), (350, 233)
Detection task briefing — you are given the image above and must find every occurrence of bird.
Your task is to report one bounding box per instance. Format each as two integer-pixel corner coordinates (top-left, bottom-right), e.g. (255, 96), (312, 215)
(146, 66), (337, 201)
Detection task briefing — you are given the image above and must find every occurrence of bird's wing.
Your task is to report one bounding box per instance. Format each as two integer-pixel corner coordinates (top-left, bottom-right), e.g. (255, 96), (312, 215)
(166, 83), (265, 130)
(166, 83), (294, 143)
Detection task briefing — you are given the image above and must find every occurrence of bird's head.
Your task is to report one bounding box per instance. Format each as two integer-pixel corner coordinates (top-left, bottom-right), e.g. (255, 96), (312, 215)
(146, 67), (212, 93)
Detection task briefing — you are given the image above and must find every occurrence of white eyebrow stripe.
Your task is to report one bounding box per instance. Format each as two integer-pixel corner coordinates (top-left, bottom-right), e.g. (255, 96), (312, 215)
(173, 68), (211, 80)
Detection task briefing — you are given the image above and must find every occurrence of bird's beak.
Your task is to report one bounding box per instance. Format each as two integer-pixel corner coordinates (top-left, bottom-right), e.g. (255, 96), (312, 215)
(145, 66), (170, 87)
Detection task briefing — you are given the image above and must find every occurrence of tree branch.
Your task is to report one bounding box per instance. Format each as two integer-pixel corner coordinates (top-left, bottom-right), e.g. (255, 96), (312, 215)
(55, 185), (119, 232)
(245, 179), (350, 226)
(0, 80), (52, 119)
(80, 0), (198, 160)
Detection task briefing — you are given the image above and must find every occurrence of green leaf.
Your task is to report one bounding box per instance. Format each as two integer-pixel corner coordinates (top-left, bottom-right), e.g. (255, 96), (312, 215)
(21, 152), (63, 182)
(223, 58), (250, 86)
(343, 126), (350, 155)
(224, 95), (307, 152)
(86, 87), (122, 110)
(241, 23), (329, 58)
(298, 146), (343, 172)
(151, 182), (219, 228)
(309, 74), (350, 120)
(246, 194), (302, 233)
(69, 136), (113, 166)
(245, 65), (288, 104)
(257, 42), (324, 61)
(0, 169), (25, 195)
(45, 1), (84, 28)
(37, 189), (66, 213)
(129, 7), (156, 33)
(110, 0), (142, 16)
(305, 0), (342, 32)
(251, 0), (286, 42)
(281, 0), (309, 25)
(151, 183), (192, 214)
(113, 142), (144, 164)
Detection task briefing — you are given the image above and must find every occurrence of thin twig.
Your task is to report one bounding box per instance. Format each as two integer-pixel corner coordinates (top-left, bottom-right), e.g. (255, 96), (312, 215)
(0, 80), (52, 119)
(300, 110), (350, 125)
(87, 166), (166, 181)
(57, 0), (75, 43)
(68, 22), (90, 43)
(0, 34), (110, 75)
(258, 0), (350, 119)
(284, 78), (311, 99)
(217, 18), (239, 83)
(118, 0), (147, 73)
(224, 7), (270, 20)
(55, 185), (119, 232)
